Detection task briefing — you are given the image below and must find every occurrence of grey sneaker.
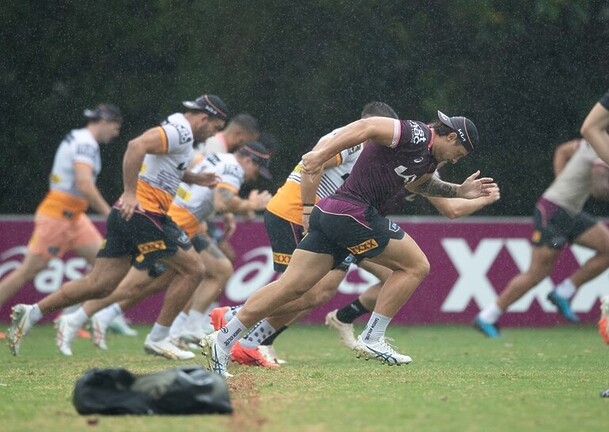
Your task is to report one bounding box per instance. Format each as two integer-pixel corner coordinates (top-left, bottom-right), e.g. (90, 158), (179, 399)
(144, 335), (195, 360)
(108, 313), (138, 336)
(199, 331), (233, 378)
(54, 315), (78, 356)
(325, 309), (357, 349)
(7, 304), (34, 356)
(353, 336), (412, 365)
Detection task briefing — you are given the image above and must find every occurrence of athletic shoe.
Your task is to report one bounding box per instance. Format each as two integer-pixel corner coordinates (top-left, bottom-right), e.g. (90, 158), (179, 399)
(473, 315), (500, 338)
(90, 314), (109, 350)
(54, 315), (78, 356)
(353, 336), (412, 365)
(258, 344), (287, 365)
(230, 341), (279, 368)
(598, 296), (609, 345)
(0, 331), (6, 340)
(7, 304), (34, 356)
(199, 331), (233, 378)
(143, 335), (196, 360)
(209, 306), (230, 331)
(77, 329), (91, 339)
(547, 291), (580, 323)
(108, 313), (138, 336)
(325, 309), (357, 349)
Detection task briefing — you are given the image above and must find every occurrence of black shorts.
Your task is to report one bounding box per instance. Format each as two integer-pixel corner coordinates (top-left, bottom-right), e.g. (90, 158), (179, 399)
(264, 210), (305, 272)
(97, 208), (192, 270)
(532, 198), (596, 249)
(298, 198), (404, 268)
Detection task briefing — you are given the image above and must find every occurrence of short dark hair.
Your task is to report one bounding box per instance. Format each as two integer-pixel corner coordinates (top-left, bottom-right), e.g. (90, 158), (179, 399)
(361, 101), (398, 119)
(429, 121), (454, 137)
(230, 113), (259, 135)
(83, 103), (123, 123)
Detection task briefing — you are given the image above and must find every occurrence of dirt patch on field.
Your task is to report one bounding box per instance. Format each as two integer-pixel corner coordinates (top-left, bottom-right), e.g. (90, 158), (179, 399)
(228, 372), (268, 431)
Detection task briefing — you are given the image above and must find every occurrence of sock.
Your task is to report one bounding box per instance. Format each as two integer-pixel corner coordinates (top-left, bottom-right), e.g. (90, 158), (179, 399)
(30, 304), (43, 324)
(149, 323), (170, 342)
(224, 305), (242, 323)
(260, 325), (287, 346)
(216, 316), (248, 352)
(184, 309), (207, 331)
(69, 306), (91, 328)
(240, 320), (277, 349)
(336, 299), (370, 324)
(169, 312), (188, 338)
(201, 301), (219, 327)
(361, 312), (391, 344)
(93, 303), (122, 327)
(479, 303), (502, 324)
(555, 278), (576, 299)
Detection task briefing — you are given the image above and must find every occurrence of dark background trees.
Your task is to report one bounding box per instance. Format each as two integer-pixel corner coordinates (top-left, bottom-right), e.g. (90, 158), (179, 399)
(2, 0), (608, 216)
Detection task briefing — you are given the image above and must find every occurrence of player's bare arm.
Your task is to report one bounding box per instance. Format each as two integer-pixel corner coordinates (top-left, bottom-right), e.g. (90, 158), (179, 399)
(74, 163), (111, 216)
(426, 185), (500, 219)
(581, 102), (609, 166)
(409, 170), (495, 199)
(553, 140), (579, 176)
(214, 186), (271, 214)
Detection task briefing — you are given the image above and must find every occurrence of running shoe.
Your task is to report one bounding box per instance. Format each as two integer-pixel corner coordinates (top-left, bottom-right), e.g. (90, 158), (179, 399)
(77, 329), (91, 339)
(473, 315), (500, 338)
(199, 331), (233, 378)
(143, 335), (195, 360)
(0, 331), (6, 340)
(7, 304), (34, 356)
(258, 344), (287, 365)
(547, 291), (580, 322)
(108, 313), (138, 336)
(353, 336), (412, 365)
(230, 341), (279, 368)
(90, 314), (109, 350)
(54, 315), (78, 356)
(325, 309), (357, 349)
(209, 306), (230, 331)
(598, 295), (609, 345)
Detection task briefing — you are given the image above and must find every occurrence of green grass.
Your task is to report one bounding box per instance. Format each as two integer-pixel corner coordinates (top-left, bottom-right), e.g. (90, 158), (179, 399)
(1, 324), (607, 432)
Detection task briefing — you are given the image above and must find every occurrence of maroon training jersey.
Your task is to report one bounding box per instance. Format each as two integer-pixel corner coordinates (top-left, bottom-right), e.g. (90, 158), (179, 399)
(334, 119), (438, 210)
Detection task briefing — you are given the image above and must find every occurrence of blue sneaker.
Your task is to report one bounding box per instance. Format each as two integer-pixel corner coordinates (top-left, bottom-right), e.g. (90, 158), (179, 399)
(473, 316), (500, 338)
(547, 291), (579, 323)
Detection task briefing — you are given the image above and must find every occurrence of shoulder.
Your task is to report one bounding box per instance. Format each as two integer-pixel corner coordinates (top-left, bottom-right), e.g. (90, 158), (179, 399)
(161, 113), (194, 148)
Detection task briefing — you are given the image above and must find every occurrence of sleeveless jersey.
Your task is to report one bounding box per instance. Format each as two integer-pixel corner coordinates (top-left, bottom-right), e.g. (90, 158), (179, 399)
(37, 128), (101, 218)
(266, 129), (364, 224)
(543, 140), (607, 214)
(169, 152), (245, 237)
(137, 113), (194, 214)
(335, 119), (438, 210)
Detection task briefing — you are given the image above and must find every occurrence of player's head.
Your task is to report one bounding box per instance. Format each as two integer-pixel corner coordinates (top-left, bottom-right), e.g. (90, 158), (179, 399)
(237, 141), (272, 180)
(224, 113), (260, 151)
(361, 101), (398, 119)
(83, 103), (123, 144)
(430, 111), (479, 164)
(183, 94), (229, 142)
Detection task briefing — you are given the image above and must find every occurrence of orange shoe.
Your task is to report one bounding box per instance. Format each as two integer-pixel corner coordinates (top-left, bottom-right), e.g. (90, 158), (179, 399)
(0, 331), (6, 340)
(78, 328), (91, 339)
(209, 306), (230, 331)
(599, 296), (609, 345)
(230, 341), (279, 368)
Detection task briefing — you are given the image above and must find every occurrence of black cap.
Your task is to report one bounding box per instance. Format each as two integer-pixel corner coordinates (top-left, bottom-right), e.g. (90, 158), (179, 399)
(437, 110), (478, 151)
(83, 103), (123, 123)
(239, 141), (272, 179)
(182, 94), (229, 121)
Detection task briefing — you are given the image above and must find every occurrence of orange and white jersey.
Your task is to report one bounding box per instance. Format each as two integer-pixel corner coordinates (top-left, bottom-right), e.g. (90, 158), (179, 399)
(169, 152), (244, 237)
(37, 128), (100, 219)
(266, 129), (363, 224)
(137, 113), (194, 214)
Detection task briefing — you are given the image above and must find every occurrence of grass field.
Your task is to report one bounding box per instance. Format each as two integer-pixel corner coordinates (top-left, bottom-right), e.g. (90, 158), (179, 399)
(1, 323), (607, 432)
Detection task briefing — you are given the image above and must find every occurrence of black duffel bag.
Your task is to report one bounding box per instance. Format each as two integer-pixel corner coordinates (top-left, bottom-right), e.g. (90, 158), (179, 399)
(73, 365), (232, 415)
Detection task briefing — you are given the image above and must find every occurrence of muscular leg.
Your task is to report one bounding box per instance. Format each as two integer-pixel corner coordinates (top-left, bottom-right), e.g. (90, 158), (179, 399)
(569, 223), (609, 288)
(0, 253), (49, 308)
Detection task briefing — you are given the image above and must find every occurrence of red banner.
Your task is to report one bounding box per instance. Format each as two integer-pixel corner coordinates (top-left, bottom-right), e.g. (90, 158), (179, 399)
(0, 216), (605, 326)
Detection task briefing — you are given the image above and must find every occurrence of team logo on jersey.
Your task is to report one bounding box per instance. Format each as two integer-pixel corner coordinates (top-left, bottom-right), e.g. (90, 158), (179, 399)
(409, 121), (427, 145)
(137, 240), (167, 254)
(531, 230), (541, 243)
(388, 221), (400, 232)
(76, 144), (98, 159)
(347, 144), (362, 155)
(273, 252), (292, 265)
(177, 162), (187, 171)
(413, 157), (424, 163)
(347, 239), (379, 255)
(167, 122), (193, 145)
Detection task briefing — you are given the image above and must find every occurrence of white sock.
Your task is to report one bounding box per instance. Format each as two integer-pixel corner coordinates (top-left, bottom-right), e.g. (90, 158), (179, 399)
(169, 312), (188, 338)
(225, 305), (242, 323)
(240, 320), (276, 349)
(555, 278), (576, 299)
(69, 306), (91, 328)
(30, 304), (43, 324)
(216, 316), (248, 352)
(479, 302), (502, 324)
(185, 309), (207, 330)
(361, 312), (391, 343)
(93, 303), (122, 327)
(149, 323), (169, 342)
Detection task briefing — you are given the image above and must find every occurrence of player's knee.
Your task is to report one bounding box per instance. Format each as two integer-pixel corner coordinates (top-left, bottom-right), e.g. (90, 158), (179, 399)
(216, 258), (233, 282)
(410, 256), (430, 281)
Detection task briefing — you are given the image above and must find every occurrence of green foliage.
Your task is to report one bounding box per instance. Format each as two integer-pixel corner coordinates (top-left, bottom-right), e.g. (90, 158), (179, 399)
(1, 1), (609, 215)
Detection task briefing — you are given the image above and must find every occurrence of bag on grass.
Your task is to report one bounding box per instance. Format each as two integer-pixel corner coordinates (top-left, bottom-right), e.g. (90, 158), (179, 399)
(73, 365), (232, 415)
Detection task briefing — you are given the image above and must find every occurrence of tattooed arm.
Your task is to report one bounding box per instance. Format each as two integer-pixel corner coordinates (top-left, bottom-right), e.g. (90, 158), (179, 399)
(406, 170), (496, 199)
(213, 186), (271, 214)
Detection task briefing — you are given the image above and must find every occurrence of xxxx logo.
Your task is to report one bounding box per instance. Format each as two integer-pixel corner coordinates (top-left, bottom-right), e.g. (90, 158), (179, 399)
(347, 239), (379, 255)
(273, 252), (292, 265)
(137, 240), (167, 254)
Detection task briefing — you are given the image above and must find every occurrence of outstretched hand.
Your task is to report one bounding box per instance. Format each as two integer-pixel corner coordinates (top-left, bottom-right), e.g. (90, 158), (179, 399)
(458, 170), (497, 199)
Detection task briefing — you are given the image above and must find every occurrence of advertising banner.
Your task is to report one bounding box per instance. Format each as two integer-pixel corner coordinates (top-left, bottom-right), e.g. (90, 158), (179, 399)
(0, 216), (606, 326)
